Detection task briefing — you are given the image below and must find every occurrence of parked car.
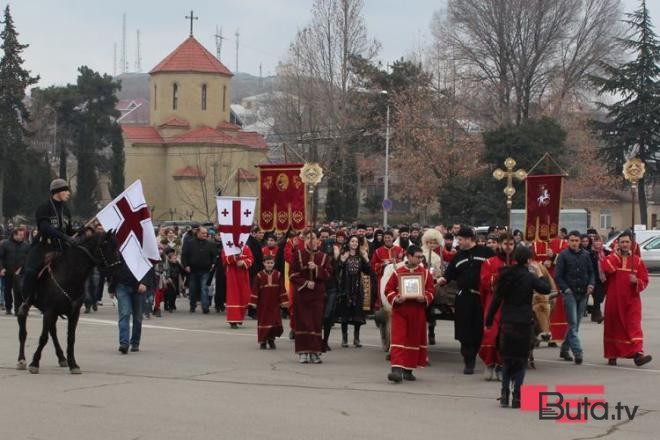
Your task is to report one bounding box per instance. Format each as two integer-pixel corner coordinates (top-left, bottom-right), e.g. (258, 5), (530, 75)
(640, 235), (660, 271)
(605, 229), (660, 251)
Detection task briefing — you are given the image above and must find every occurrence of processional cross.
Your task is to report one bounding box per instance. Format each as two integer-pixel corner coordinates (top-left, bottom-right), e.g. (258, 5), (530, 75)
(185, 10), (199, 37)
(492, 157), (527, 230)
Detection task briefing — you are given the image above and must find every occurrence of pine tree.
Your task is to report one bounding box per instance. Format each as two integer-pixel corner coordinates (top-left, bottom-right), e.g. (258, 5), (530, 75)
(591, 0), (660, 226)
(0, 5), (39, 220)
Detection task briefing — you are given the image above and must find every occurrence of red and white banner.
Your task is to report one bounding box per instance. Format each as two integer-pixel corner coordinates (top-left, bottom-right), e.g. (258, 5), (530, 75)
(96, 180), (160, 280)
(216, 196), (257, 256)
(257, 163), (306, 232)
(525, 174), (564, 241)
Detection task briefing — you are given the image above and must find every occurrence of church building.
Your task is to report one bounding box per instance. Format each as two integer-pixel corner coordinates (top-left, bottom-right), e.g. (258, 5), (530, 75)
(122, 34), (267, 222)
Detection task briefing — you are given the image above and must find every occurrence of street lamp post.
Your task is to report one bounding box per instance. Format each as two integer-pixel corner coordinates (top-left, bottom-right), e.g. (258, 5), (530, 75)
(623, 157), (646, 229)
(493, 157), (527, 231)
(382, 90), (390, 228)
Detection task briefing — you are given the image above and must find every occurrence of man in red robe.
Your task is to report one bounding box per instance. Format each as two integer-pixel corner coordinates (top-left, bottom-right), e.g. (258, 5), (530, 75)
(602, 231), (652, 366)
(222, 245), (254, 328)
(289, 230), (332, 364)
(479, 233), (515, 381)
(548, 232), (569, 345)
(370, 230), (404, 310)
(248, 255), (288, 349)
(385, 245), (435, 383)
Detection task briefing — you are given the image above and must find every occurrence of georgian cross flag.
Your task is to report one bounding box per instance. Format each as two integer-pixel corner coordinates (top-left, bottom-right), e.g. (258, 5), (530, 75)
(216, 196), (257, 256)
(96, 180), (160, 280)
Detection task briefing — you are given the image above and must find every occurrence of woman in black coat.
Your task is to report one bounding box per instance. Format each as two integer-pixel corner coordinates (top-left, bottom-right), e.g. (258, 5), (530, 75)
(486, 246), (551, 409)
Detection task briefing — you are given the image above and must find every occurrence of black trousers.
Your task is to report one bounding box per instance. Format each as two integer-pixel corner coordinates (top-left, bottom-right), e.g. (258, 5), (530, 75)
(3, 273), (20, 312)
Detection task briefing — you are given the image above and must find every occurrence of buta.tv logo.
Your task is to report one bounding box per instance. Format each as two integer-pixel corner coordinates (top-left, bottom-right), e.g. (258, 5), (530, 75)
(520, 385), (640, 423)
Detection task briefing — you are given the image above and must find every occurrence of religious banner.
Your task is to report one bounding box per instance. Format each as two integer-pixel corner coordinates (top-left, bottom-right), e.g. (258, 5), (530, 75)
(257, 163), (306, 232)
(525, 174), (564, 241)
(216, 196), (257, 256)
(96, 180), (160, 280)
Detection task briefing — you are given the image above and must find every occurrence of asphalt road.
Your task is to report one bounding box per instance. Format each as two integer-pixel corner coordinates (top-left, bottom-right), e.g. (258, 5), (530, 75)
(1, 281), (659, 440)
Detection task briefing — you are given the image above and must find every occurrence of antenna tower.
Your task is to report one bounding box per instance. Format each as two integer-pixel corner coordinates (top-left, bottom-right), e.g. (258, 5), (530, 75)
(113, 42), (117, 76)
(214, 25), (224, 61)
(121, 13), (127, 73)
(135, 29), (142, 72)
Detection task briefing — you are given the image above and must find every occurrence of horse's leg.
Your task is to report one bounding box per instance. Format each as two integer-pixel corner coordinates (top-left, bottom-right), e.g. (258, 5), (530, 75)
(29, 311), (55, 374)
(49, 316), (67, 367)
(16, 310), (28, 370)
(67, 308), (82, 374)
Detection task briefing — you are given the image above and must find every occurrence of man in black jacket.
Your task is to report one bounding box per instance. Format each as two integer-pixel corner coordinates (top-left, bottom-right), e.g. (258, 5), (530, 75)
(0, 228), (30, 315)
(554, 230), (595, 365)
(19, 179), (75, 317)
(181, 227), (218, 313)
(109, 257), (154, 353)
(439, 226), (495, 374)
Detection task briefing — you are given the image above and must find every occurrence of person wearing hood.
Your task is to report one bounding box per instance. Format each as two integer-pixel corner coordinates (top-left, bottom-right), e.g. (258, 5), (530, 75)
(421, 228), (444, 345)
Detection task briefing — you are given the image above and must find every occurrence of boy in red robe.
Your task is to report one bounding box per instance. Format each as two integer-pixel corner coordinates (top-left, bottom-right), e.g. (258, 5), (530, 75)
(284, 231), (302, 338)
(370, 230), (404, 310)
(222, 245), (254, 328)
(602, 231), (652, 366)
(262, 235), (278, 258)
(249, 255), (289, 349)
(549, 233), (569, 345)
(289, 230), (332, 364)
(479, 233), (515, 381)
(385, 245), (435, 383)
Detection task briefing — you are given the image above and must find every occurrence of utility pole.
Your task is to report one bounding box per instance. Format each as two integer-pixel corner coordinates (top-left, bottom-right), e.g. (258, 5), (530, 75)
(214, 25), (224, 61)
(235, 28), (240, 72)
(135, 29), (142, 72)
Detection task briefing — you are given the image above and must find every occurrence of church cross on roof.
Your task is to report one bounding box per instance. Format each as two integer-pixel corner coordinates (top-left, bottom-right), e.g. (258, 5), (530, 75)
(185, 10), (198, 37)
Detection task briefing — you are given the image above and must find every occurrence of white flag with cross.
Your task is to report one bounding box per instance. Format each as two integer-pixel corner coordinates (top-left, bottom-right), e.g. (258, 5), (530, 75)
(216, 196), (257, 256)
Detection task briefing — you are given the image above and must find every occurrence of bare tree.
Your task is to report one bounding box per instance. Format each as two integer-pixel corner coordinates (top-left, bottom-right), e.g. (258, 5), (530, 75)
(442, 0), (622, 126)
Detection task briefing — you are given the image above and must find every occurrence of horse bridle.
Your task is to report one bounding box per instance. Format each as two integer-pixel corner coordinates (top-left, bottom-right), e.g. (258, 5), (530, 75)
(75, 243), (121, 270)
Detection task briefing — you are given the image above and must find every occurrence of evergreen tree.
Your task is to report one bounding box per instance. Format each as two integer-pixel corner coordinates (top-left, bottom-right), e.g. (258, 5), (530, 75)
(0, 5), (38, 220)
(591, 0), (660, 225)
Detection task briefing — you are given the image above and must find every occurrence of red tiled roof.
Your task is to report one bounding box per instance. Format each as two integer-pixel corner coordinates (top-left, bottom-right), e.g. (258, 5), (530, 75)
(173, 166), (206, 178)
(167, 125), (267, 149)
(122, 125), (163, 144)
(216, 121), (241, 131)
(158, 116), (190, 128)
(150, 37), (233, 76)
(237, 167), (257, 180)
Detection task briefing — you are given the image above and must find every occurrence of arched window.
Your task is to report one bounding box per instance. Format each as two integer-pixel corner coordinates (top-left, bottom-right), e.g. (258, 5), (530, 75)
(172, 83), (178, 110)
(222, 85), (227, 112)
(154, 84), (157, 110)
(201, 84), (207, 110)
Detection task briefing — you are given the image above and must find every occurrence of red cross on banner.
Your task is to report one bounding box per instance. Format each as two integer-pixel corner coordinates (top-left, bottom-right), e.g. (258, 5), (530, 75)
(115, 197), (151, 245)
(216, 196), (257, 256)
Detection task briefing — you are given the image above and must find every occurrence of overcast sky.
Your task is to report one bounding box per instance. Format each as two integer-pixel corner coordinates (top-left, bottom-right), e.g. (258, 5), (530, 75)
(7, 0), (660, 88)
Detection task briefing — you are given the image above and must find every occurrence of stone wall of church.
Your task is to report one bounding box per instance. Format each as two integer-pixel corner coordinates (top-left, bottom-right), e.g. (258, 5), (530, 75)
(149, 72), (232, 128)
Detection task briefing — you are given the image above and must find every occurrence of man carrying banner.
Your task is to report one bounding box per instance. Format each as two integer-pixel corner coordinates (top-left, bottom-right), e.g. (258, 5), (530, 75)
(289, 230), (332, 364)
(222, 244), (254, 327)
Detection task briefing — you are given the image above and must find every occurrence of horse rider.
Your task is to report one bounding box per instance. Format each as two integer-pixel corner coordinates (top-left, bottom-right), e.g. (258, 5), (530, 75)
(17, 179), (75, 317)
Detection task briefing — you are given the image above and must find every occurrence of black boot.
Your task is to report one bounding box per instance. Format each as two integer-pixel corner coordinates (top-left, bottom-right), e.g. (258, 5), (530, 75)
(268, 338), (276, 349)
(560, 350), (573, 361)
(402, 369), (416, 381)
(463, 356), (476, 375)
(511, 389), (521, 409)
(387, 367), (403, 383)
(341, 323), (348, 347)
(353, 326), (362, 348)
(634, 353), (652, 366)
(499, 387), (510, 408)
(322, 322), (332, 352)
(428, 327), (436, 346)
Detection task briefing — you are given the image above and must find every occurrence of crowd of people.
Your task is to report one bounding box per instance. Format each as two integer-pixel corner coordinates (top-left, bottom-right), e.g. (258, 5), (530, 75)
(1, 213), (653, 409)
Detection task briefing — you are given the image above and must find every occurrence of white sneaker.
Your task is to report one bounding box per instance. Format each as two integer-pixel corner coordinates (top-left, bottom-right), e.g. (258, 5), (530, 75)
(299, 354), (309, 364)
(310, 353), (322, 364)
(483, 365), (494, 381)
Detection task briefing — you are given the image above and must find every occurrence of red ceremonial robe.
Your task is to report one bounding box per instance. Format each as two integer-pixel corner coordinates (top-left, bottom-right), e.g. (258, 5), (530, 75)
(609, 240), (641, 257)
(385, 265), (435, 370)
(602, 252), (649, 359)
(289, 248), (331, 354)
(370, 245), (404, 310)
(222, 246), (254, 324)
(284, 237), (301, 331)
(479, 254), (507, 367)
(249, 269), (289, 343)
(549, 238), (569, 342)
(262, 246), (278, 258)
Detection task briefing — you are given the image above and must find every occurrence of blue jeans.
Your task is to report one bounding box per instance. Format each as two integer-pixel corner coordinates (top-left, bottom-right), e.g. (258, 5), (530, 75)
(143, 289), (154, 315)
(116, 283), (144, 348)
(188, 272), (210, 311)
(561, 292), (588, 356)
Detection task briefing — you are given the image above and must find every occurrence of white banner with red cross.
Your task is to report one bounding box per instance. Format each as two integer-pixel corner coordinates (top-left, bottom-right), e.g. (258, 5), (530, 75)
(96, 180), (160, 280)
(216, 196), (257, 256)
